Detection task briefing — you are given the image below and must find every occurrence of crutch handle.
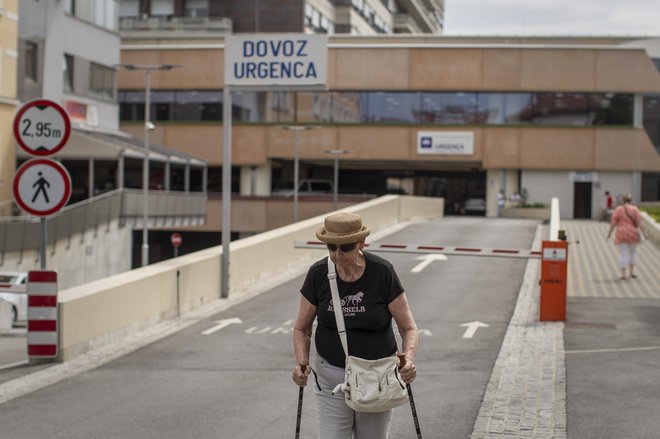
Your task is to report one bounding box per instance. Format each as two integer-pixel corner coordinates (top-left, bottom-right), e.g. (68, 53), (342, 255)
(397, 353), (407, 369)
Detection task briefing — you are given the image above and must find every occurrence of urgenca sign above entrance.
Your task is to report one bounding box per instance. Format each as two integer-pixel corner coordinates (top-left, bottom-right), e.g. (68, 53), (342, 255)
(224, 34), (327, 88)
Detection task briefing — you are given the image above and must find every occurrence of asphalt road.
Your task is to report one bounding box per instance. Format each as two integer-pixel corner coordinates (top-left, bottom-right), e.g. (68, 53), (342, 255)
(0, 217), (539, 439)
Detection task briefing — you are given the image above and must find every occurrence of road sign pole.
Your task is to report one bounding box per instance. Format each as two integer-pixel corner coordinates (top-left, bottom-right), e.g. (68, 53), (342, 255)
(221, 86), (232, 299)
(40, 218), (47, 269)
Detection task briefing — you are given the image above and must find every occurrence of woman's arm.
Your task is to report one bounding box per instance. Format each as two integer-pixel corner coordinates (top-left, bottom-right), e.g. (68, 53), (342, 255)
(389, 292), (418, 383)
(292, 295), (316, 386)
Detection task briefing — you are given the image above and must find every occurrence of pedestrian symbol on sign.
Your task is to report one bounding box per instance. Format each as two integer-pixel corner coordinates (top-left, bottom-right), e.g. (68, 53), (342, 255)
(32, 172), (51, 203)
(12, 158), (71, 217)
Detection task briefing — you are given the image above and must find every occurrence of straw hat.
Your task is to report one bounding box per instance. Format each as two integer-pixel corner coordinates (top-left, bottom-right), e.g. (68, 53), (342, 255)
(623, 193), (633, 202)
(316, 212), (370, 244)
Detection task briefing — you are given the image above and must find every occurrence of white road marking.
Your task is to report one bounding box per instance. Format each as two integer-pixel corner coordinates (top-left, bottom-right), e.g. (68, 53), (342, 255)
(201, 317), (243, 335)
(410, 254), (448, 273)
(460, 321), (489, 338)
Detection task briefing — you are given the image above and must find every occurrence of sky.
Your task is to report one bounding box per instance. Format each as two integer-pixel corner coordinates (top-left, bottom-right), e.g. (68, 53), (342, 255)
(443, 0), (660, 36)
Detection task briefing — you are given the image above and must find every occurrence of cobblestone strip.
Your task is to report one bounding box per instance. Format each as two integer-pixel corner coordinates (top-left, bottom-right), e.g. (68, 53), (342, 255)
(470, 226), (567, 439)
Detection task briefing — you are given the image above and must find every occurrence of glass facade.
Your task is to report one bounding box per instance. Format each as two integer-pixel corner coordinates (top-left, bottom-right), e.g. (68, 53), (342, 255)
(64, 0), (118, 31)
(119, 90), (636, 127)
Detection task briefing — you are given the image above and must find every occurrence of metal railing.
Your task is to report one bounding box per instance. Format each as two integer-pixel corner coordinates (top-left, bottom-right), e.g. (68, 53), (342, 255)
(0, 189), (207, 254)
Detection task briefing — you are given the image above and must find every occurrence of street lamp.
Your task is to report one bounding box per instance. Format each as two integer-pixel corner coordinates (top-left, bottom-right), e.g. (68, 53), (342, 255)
(115, 63), (182, 266)
(324, 149), (350, 210)
(282, 125), (319, 222)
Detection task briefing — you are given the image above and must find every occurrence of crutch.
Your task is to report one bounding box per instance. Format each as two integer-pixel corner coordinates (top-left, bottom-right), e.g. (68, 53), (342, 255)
(294, 364), (307, 439)
(398, 354), (423, 439)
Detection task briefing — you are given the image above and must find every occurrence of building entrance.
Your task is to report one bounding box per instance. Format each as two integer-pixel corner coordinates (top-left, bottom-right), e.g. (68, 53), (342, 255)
(573, 182), (592, 219)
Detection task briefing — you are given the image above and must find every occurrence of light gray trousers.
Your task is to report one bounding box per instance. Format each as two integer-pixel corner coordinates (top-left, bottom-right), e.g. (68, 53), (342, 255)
(313, 355), (392, 439)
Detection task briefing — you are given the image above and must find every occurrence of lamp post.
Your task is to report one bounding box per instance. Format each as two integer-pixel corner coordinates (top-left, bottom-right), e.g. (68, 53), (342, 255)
(324, 149), (350, 210)
(115, 63), (182, 266)
(282, 125), (319, 223)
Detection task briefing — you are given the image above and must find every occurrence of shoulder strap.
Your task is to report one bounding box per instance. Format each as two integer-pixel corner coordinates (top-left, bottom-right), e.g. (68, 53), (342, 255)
(327, 257), (349, 356)
(623, 205), (638, 226)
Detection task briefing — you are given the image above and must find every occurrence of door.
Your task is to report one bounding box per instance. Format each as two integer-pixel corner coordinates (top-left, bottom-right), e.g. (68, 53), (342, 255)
(573, 182), (592, 218)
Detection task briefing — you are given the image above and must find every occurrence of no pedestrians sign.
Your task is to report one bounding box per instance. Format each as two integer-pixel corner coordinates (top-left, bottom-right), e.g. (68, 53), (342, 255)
(12, 158), (72, 217)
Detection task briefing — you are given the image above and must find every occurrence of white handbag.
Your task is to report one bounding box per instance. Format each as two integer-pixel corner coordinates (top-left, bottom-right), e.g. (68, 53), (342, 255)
(327, 258), (409, 413)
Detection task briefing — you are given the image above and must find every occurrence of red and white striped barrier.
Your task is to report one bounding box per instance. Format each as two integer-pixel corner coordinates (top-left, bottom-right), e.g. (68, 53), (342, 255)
(27, 271), (58, 359)
(295, 241), (542, 259)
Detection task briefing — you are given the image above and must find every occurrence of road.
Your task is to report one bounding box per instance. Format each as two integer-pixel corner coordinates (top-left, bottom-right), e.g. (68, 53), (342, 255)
(0, 217), (539, 438)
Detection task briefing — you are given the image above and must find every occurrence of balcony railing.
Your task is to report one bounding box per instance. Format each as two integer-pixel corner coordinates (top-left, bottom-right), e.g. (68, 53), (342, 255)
(0, 189), (207, 253)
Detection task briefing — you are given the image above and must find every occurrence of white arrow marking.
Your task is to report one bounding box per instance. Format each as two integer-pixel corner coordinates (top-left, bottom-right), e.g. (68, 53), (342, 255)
(410, 254), (448, 273)
(460, 321), (489, 339)
(201, 317), (243, 335)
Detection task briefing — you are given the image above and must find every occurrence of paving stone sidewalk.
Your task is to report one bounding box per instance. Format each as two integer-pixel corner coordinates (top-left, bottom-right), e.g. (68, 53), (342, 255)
(470, 225), (567, 439)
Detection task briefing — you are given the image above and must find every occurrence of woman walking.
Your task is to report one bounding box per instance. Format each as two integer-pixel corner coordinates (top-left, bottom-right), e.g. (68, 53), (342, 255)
(607, 194), (646, 279)
(292, 212), (419, 438)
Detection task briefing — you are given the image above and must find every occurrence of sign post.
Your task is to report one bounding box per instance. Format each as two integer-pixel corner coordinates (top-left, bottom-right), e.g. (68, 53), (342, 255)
(12, 98), (72, 269)
(220, 34), (327, 298)
(170, 232), (182, 257)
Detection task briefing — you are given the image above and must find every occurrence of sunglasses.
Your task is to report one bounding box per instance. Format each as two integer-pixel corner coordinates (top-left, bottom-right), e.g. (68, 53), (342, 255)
(326, 242), (358, 252)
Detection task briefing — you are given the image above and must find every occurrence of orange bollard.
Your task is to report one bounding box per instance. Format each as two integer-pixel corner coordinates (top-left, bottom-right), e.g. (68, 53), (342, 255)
(540, 240), (568, 321)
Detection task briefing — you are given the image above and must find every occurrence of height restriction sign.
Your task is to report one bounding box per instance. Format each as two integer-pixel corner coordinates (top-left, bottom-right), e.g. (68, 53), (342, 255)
(13, 99), (71, 156)
(12, 158), (72, 217)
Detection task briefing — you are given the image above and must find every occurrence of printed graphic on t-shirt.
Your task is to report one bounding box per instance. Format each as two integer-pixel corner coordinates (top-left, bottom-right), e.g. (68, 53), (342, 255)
(328, 292), (366, 316)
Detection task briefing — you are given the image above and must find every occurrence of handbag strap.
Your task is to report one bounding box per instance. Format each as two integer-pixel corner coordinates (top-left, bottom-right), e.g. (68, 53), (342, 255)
(327, 257), (349, 356)
(622, 205), (638, 227)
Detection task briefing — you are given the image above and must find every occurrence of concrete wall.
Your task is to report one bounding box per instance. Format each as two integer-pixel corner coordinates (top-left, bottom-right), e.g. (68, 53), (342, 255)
(57, 195), (443, 361)
(521, 170), (638, 219)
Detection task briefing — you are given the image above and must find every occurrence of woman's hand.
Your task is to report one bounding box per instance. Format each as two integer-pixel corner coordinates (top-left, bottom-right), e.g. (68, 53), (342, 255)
(292, 363), (310, 387)
(398, 355), (417, 384)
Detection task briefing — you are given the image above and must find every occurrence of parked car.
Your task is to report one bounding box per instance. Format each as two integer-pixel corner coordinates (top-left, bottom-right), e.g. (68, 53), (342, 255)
(461, 193), (486, 215)
(272, 179), (333, 195)
(0, 271), (28, 326)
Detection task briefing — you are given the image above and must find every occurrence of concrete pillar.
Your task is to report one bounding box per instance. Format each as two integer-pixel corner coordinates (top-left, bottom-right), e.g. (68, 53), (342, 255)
(240, 164), (272, 196)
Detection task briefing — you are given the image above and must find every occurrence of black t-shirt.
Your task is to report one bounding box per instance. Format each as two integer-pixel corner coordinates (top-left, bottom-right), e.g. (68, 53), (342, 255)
(300, 252), (405, 368)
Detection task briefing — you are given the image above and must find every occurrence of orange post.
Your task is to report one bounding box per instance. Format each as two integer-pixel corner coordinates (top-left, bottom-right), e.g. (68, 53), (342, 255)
(540, 240), (568, 321)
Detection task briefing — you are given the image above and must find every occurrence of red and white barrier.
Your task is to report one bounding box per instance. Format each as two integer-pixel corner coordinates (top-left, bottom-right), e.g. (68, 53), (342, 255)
(27, 271), (58, 359)
(295, 241), (542, 259)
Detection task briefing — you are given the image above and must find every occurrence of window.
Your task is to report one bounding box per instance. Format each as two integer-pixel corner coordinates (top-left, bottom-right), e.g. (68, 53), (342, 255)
(25, 41), (38, 81)
(362, 92), (419, 123)
(184, 0), (209, 18)
(63, 54), (74, 92)
(118, 0), (139, 17)
(117, 90), (635, 127)
(151, 0), (174, 16)
(419, 92), (478, 124)
(65, 0), (118, 31)
(589, 93), (633, 125)
(89, 62), (115, 99)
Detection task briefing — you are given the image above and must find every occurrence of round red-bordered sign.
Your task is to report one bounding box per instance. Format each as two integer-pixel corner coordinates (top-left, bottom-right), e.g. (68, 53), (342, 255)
(12, 158), (72, 217)
(171, 233), (182, 247)
(13, 99), (71, 156)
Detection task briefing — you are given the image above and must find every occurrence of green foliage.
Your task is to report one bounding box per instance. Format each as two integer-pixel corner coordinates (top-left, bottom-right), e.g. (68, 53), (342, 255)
(521, 203), (546, 209)
(641, 206), (660, 222)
